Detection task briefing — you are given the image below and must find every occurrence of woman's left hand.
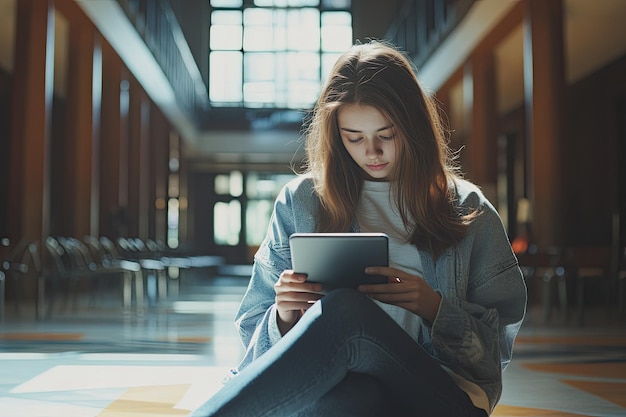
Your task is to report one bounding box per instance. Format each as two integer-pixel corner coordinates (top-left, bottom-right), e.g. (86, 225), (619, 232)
(358, 266), (441, 323)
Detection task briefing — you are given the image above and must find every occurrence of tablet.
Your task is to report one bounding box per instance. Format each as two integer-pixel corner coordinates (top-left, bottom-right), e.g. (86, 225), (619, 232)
(289, 233), (389, 292)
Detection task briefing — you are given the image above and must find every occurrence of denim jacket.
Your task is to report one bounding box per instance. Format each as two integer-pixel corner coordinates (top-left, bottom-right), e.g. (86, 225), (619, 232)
(234, 175), (527, 412)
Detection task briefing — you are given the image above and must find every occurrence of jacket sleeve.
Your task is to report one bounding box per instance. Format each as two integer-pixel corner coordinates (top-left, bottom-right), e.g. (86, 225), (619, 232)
(233, 178), (317, 370)
(429, 194), (527, 411)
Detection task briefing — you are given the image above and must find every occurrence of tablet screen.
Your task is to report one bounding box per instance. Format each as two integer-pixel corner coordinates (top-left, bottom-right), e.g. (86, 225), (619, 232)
(289, 233), (389, 293)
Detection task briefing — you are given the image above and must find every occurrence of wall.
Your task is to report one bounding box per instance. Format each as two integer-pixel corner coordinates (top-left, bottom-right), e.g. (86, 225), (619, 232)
(564, 55), (626, 246)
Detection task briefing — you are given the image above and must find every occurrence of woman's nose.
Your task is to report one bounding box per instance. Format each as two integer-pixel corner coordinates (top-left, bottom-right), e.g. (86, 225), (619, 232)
(365, 139), (382, 157)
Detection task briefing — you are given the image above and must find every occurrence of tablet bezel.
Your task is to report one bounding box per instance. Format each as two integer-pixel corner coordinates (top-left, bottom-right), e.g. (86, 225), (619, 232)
(289, 232), (389, 293)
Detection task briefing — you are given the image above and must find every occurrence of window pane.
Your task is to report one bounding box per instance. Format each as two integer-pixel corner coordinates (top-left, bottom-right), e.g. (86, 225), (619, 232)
(321, 10), (350, 25)
(254, 0), (318, 6)
(212, 10), (243, 24)
(215, 171), (243, 196)
(210, 11), (242, 50)
(321, 0), (350, 8)
(244, 53), (276, 105)
(287, 52), (319, 80)
(244, 26), (274, 51)
(243, 8), (274, 51)
(244, 82), (275, 106)
(246, 173), (295, 198)
(229, 170), (243, 197)
(283, 52), (319, 107)
(322, 52), (341, 82)
(287, 9), (320, 51)
(245, 172), (297, 245)
(210, 26), (243, 50)
(245, 53), (275, 81)
(246, 200), (273, 245)
(167, 198), (179, 248)
(289, 0), (319, 6)
(215, 174), (230, 195)
(287, 80), (320, 108)
(214, 201), (241, 246)
(255, 0), (319, 5)
(210, 52), (242, 102)
(211, 0), (243, 6)
(321, 12), (352, 51)
(244, 7), (272, 25)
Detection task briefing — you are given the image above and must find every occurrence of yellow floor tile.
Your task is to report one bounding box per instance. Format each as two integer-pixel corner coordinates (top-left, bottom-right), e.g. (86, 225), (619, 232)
(97, 385), (191, 416)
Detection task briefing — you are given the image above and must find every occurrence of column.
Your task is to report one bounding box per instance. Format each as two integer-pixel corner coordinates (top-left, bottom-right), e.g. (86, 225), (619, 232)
(64, 19), (96, 237)
(8, 0), (55, 317)
(523, 0), (566, 249)
(464, 50), (498, 201)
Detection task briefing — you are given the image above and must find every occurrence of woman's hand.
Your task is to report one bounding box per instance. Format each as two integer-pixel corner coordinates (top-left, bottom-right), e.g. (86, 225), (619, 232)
(274, 270), (323, 335)
(358, 266), (441, 323)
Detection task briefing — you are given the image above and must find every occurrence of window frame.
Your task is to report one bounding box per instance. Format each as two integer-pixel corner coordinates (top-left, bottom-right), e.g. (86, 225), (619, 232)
(208, 0), (352, 109)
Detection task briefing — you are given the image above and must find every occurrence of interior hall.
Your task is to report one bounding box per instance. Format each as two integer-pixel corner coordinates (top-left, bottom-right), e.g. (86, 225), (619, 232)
(0, 0), (625, 416)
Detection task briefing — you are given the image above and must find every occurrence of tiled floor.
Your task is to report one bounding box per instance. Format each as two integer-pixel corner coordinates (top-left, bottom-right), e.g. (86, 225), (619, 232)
(0, 272), (625, 417)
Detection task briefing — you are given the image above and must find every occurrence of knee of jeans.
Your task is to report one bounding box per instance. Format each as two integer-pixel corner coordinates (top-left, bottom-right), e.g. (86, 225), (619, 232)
(321, 288), (373, 315)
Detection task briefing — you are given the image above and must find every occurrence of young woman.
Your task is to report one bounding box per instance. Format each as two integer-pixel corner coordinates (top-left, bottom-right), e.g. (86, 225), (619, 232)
(192, 41), (527, 417)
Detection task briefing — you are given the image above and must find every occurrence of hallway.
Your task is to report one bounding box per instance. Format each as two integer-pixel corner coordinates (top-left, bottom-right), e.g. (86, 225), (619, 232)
(0, 272), (625, 417)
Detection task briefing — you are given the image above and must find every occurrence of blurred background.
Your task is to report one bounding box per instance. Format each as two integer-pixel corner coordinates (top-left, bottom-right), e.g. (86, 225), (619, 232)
(1, 1), (626, 415)
(1, 0), (625, 324)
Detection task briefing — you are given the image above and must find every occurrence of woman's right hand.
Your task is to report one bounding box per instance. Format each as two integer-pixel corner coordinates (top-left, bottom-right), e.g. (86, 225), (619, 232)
(274, 270), (323, 335)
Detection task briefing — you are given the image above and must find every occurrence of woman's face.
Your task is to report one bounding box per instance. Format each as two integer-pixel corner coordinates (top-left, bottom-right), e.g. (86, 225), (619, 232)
(338, 103), (397, 181)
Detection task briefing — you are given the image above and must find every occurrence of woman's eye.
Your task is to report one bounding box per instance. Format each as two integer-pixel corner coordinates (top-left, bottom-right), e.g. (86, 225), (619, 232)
(348, 137), (363, 143)
(379, 134), (394, 140)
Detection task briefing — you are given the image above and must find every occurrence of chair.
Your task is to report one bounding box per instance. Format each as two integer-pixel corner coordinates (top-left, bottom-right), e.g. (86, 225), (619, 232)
(83, 236), (144, 312)
(1, 238), (41, 317)
(516, 246), (566, 324)
(117, 237), (167, 306)
(562, 246), (613, 325)
(616, 246), (626, 320)
(44, 237), (83, 316)
(0, 270), (4, 321)
(45, 236), (142, 315)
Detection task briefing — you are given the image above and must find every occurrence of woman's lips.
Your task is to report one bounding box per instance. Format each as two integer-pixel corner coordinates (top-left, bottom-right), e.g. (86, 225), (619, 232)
(366, 163), (388, 171)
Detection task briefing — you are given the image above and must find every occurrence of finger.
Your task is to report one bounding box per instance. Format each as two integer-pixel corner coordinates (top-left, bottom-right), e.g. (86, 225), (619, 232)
(365, 266), (418, 281)
(276, 271), (323, 293)
(368, 292), (416, 304)
(387, 276), (403, 283)
(358, 281), (407, 293)
(364, 266), (397, 277)
(277, 301), (319, 312)
(278, 291), (323, 303)
(275, 281), (323, 294)
(280, 270), (308, 283)
(277, 293), (323, 312)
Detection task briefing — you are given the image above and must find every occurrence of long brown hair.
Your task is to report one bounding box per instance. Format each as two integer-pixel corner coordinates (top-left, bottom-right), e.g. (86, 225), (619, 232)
(303, 41), (479, 256)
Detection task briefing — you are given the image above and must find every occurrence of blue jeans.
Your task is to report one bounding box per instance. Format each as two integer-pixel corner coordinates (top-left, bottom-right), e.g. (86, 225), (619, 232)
(192, 289), (488, 417)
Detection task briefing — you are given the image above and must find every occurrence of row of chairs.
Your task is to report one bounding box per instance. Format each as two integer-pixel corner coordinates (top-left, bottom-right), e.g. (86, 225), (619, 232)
(45, 236), (144, 315)
(1, 236), (225, 319)
(1, 238), (40, 319)
(518, 245), (626, 325)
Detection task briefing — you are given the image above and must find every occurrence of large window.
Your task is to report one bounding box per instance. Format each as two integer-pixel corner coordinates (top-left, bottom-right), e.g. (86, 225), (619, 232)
(209, 0), (352, 109)
(212, 171), (296, 247)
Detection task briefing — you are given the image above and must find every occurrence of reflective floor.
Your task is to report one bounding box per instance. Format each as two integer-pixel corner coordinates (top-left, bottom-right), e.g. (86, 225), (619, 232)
(1, 272), (625, 417)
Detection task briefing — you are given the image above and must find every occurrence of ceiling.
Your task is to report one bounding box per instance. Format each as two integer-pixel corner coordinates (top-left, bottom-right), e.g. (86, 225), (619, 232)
(1, 0), (626, 168)
(188, 0), (626, 167)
